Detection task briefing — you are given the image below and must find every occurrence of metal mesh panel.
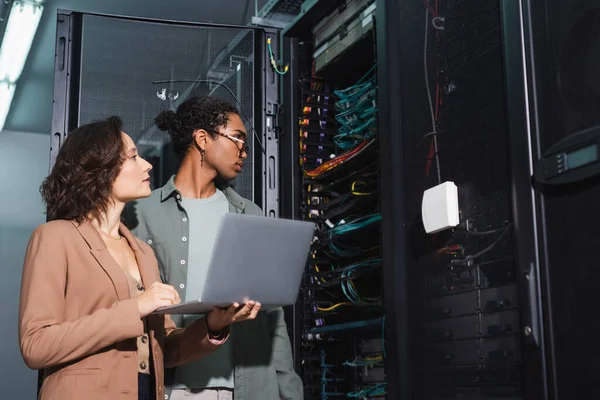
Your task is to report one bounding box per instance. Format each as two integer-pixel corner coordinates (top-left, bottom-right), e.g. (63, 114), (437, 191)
(78, 15), (256, 199)
(396, 1), (521, 398)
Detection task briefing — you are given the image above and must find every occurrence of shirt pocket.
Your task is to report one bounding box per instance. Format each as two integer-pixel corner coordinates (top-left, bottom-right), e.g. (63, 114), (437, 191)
(141, 235), (168, 247)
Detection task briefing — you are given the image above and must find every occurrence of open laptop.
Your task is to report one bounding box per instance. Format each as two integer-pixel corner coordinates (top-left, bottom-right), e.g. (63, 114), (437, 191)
(153, 213), (315, 314)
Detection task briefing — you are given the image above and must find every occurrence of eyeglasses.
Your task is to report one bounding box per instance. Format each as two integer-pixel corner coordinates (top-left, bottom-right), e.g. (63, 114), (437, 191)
(216, 132), (249, 156)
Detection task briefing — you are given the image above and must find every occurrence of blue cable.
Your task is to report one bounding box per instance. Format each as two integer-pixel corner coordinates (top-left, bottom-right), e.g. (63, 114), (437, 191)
(326, 214), (382, 256)
(329, 216), (377, 235)
(343, 356), (383, 368)
(333, 65), (378, 153)
(327, 213), (381, 236)
(339, 258), (382, 303)
(347, 382), (387, 398)
(266, 37), (288, 75)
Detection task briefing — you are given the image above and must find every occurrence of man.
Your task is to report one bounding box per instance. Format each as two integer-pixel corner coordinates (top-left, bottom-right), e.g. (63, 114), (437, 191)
(124, 96), (302, 400)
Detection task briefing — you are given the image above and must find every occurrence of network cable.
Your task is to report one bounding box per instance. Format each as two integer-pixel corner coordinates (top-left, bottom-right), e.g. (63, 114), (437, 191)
(450, 224), (513, 265)
(324, 213), (382, 257)
(304, 139), (376, 178)
(347, 382), (387, 398)
(267, 36), (289, 75)
(343, 355), (384, 368)
(333, 66), (379, 151)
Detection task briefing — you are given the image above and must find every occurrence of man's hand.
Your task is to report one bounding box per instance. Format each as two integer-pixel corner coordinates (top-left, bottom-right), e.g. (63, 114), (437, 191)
(206, 301), (262, 332)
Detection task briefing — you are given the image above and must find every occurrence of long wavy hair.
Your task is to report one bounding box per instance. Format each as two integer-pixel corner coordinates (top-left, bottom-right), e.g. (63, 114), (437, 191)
(41, 116), (126, 223)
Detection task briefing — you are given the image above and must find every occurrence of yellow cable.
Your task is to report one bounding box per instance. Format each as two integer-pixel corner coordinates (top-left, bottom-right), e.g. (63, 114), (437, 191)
(351, 180), (371, 196)
(317, 302), (351, 311)
(314, 264), (326, 283)
(351, 181), (365, 191)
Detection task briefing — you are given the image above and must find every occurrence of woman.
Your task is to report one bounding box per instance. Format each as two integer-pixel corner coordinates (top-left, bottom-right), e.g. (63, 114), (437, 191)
(18, 116), (261, 400)
(124, 96), (302, 400)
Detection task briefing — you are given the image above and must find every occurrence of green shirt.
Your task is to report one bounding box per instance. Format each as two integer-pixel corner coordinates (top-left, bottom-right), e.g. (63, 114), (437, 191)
(123, 176), (303, 400)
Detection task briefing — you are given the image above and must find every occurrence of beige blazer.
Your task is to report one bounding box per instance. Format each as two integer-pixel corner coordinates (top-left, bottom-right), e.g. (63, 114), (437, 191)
(19, 220), (225, 400)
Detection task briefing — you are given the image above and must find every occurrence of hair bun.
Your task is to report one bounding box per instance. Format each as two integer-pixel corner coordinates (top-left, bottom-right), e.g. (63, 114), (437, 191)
(155, 109), (181, 132)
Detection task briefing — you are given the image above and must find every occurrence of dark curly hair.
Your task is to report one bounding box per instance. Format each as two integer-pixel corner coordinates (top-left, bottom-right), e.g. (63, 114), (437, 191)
(41, 116), (126, 223)
(155, 96), (239, 157)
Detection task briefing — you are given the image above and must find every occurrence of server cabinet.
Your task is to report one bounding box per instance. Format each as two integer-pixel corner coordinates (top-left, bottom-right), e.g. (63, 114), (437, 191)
(281, 0), (399, 398)
(503, 0), (600, 398)
(51, 10), (281, 213)
(387, 0), (523, 398)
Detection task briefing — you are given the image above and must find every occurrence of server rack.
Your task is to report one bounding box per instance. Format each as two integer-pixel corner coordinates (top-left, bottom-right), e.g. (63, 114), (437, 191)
(281, 1), (395, 398)
(282, 0), (540, 399)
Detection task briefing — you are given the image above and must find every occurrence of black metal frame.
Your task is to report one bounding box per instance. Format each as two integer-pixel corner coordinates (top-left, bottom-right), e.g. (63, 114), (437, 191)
(50, 10), (276, 214)
(50, 11), (82, 171)
(256, 27), (281, 219)
(375, 0), (410, 398)
(500, 0), (552, 398)
(279, 33), (302, 371)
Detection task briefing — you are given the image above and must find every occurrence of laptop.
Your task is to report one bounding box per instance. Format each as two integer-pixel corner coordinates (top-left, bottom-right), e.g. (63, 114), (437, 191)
(153, 213), (315, 314)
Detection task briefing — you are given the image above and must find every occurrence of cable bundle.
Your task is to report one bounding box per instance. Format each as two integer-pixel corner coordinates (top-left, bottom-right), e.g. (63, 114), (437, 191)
(333, 65), (378, 150)
(323, 213), (382, 257)
(298, 56), (383, 400)
(347, 382), (387, 398)
(343, 354), (384, 367)
(304, 139), (376, 178)
(340, 258), (382, 305)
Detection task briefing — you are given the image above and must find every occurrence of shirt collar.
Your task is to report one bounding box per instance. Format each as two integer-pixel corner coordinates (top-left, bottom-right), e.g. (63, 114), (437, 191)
(159, 175), (247, 212)
(160, 175), (180, 202)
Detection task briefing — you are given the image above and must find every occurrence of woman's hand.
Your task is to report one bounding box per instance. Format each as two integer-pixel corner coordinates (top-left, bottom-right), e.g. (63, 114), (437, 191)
(206, 301), (262, 332)
(136, 282), (181, 318)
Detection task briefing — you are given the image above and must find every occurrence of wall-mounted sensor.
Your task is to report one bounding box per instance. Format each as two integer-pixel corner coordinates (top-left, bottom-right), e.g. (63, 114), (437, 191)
(422, 181), (459, 234)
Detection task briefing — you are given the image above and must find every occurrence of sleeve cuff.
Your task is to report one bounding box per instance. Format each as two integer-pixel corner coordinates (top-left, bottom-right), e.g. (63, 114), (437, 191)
(114, 299), (145, 338)
(205, 318), (230, 344)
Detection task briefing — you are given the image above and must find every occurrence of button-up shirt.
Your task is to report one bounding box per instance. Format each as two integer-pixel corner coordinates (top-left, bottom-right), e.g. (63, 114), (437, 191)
(123, 176), (303, 400)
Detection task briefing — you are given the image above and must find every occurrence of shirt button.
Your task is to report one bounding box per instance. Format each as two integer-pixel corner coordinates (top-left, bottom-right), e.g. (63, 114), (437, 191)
(182, 237), (187, 242)
(165, 395), (169, 400)
(180, 260), (186, 265)
(136, 283), (145, 291)
(182, 217), (188, 222)
(140, 361), (147, 370)
(180, 284), (185, 289)
(147, 239), (153, 245)
(176, 194), (181, 200)
(141, 335), (148, 344)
